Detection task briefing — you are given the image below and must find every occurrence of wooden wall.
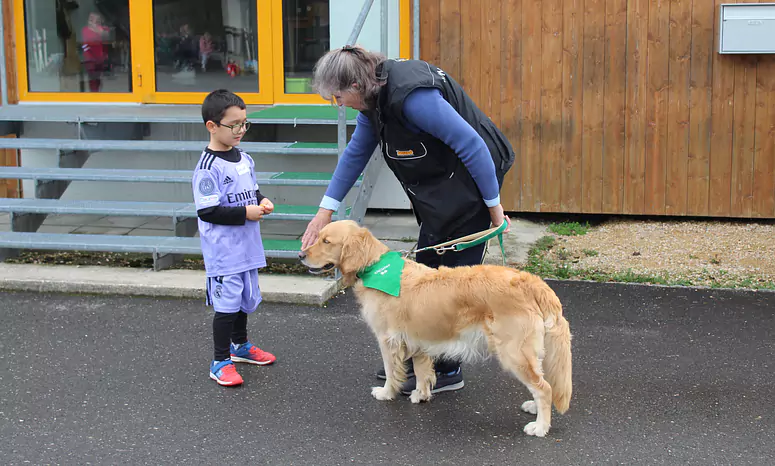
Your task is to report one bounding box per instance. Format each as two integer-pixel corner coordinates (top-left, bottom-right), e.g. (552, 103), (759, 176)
(1, 0), (20, 198)
(0, 134), (20, 198)
(420, 0), (775, 218)
(2, 0), (17, 104)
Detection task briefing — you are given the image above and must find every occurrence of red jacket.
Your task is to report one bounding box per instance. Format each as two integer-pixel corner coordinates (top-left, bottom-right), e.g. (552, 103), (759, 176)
(81, 26), (108, 63)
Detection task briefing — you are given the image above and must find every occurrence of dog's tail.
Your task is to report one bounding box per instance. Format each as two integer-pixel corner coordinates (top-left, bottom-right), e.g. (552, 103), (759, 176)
(535, 282), (573, 414)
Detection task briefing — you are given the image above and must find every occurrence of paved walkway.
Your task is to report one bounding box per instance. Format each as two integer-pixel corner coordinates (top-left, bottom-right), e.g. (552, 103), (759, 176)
(1, 282), (772, 464)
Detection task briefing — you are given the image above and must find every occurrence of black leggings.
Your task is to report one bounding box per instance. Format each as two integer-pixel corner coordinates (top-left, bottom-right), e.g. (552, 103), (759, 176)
(415, 207), (492, 373)
(213, 311), (249, 361)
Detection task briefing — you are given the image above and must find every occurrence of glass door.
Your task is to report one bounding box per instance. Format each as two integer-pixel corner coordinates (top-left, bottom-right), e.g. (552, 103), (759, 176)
(271, 0), (330, 104)
(132, 0), (274, 104)
(15, 0), (142, 102)
(14, 0), (410, 104)
(270, 0), (411, 104)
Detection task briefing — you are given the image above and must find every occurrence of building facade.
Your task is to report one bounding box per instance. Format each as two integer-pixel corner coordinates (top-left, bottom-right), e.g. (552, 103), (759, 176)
(2, 0), (775, 219)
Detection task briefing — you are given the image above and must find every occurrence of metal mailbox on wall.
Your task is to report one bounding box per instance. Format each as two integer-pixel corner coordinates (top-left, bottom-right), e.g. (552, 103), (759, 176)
(719, 3), (775, 54)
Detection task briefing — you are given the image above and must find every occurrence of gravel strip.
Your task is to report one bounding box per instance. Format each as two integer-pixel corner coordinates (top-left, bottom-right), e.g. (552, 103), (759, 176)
(545, 219), (775, 287)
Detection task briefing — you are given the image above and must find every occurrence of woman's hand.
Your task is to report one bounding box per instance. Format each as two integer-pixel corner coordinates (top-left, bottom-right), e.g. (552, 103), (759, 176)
(488, 204), (511, 233)
(301, 209), (334, 250)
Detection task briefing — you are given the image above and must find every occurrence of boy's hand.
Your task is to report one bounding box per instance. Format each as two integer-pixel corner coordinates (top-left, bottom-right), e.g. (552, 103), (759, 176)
(245, 205), (265, 221)
(259, 198), (274, 214)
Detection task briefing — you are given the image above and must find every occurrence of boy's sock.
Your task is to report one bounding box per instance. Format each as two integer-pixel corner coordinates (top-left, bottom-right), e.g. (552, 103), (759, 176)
(230, 311), (249, 346)
(213, 312), (239, 361)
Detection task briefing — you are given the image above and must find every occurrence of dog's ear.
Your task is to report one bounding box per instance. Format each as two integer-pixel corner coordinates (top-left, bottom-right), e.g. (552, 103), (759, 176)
(338, 227), (368, 276)
(338, 226), (387, 279)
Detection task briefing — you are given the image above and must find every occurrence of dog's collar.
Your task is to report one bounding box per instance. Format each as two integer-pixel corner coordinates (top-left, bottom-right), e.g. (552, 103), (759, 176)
(356, 251), (404, 297)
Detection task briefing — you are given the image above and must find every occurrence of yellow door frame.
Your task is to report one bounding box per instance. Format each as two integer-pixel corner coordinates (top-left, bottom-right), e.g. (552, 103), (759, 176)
(134, 0), (275, 105)
(269, 0), (325, 105)
(270, 0), (412, 105)
(13, 0), (142, 102)
(13, 0), (412, 105)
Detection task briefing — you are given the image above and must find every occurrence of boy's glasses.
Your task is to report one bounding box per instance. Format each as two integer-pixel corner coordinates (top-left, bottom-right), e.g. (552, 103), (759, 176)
(217, 121), (251, 135)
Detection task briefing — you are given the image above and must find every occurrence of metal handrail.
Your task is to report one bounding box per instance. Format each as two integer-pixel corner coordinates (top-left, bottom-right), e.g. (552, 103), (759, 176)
(335, 0), (387, 221)
(347, 0), (377, 46)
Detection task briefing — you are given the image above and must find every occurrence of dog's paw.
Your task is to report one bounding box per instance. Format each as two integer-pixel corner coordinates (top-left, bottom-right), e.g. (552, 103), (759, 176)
(409, 389), (431, 404)
(520, 400), (537, 414)
(371, 386), (395, 401)
(523, 421), (550, 437)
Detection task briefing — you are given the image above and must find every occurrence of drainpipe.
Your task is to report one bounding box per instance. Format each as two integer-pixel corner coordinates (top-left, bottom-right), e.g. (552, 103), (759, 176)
(413, 0), (420, 59)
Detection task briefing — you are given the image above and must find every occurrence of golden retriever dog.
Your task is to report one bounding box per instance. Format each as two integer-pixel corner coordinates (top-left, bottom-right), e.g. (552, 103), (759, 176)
(299, 220), (572, 437)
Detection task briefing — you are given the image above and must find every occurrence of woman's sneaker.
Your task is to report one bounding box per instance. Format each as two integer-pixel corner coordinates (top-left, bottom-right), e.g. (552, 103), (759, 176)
(210, 360), (243, 386)
(400, 368), (465, 395)
(230, 342), (276, 365)
(376, 366), (415, 380)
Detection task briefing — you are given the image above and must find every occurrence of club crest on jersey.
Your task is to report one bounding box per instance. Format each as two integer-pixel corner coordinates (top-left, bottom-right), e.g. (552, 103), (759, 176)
(198, 178), (216, 195)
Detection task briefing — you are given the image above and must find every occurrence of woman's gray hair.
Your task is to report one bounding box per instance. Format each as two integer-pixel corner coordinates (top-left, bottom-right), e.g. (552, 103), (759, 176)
(312, 45), (387, 103)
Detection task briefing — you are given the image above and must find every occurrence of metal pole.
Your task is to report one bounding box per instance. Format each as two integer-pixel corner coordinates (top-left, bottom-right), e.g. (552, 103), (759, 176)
(0, 0), (9, 106)
(338, 0), (376, 222)
(413, 0), (420, 59)
(336, 106), (347, 222)
(380, 0), (388, 55)
(347, 0), (375, 45)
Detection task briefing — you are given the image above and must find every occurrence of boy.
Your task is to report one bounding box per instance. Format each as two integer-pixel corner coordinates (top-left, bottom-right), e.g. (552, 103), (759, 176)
(194, 89), (277, 386)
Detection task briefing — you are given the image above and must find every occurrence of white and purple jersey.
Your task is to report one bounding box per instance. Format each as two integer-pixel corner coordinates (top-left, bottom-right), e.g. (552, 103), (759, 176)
(193, 148), (266, 277)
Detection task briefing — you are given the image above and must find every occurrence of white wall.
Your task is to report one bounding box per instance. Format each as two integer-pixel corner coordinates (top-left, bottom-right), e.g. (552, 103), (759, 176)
(328, 0), (401, 57)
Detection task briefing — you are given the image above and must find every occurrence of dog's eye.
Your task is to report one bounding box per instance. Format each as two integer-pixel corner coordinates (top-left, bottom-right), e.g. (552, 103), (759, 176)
(322, 239), (330, 244)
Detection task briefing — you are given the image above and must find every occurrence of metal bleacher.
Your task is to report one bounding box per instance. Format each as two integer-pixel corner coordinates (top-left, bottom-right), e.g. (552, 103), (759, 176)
(0, 0), (390, 271)
(0, 104), (381, 270)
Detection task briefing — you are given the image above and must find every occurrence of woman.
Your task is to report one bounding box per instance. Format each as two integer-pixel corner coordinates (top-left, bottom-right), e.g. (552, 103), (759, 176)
(301, 45), (515, 395)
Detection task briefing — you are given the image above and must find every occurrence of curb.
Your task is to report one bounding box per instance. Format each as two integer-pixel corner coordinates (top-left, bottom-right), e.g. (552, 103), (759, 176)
(0, 264), (342, 306)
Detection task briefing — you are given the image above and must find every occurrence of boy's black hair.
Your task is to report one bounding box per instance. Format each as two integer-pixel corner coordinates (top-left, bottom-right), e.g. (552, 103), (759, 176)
(201, 89), (246, 124)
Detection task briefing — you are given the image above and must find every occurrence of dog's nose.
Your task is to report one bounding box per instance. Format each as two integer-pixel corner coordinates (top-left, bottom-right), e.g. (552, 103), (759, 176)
(298, 252), (306, 260)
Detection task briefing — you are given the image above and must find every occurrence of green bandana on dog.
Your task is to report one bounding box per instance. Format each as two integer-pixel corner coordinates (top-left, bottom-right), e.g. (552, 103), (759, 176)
(356, 251), (405, 297)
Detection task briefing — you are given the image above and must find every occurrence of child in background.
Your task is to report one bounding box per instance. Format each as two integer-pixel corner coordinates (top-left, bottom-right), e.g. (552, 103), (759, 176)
(199, 32), (214, 71)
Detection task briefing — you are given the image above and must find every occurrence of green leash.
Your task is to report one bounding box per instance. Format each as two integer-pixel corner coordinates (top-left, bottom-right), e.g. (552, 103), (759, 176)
(404, 219), (509, 266)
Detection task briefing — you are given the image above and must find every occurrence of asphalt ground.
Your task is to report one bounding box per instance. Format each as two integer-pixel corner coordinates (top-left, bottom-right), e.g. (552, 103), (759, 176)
(0, 281), (773, 465)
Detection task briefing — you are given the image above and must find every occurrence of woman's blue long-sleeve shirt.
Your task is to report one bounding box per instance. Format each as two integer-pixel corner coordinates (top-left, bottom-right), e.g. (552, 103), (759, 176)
(320, 87), (500, 211)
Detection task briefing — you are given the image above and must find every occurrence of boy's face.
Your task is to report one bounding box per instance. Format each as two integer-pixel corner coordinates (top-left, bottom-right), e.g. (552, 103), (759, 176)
(207, 106), (249, 148)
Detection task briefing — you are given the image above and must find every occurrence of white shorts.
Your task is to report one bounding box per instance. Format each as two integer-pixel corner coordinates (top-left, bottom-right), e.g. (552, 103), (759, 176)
(205, 269), (261, 313)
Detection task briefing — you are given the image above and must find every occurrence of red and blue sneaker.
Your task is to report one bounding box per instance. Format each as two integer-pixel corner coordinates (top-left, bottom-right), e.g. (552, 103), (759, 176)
(209, 359), (243, 386)
(230, 342), (276, 365)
